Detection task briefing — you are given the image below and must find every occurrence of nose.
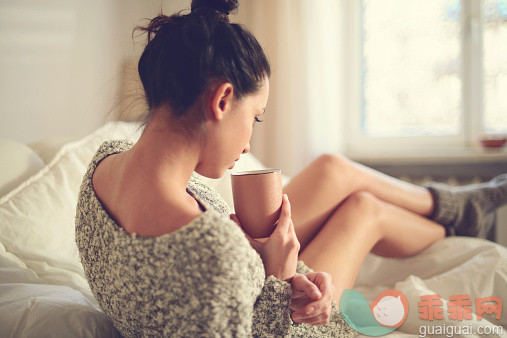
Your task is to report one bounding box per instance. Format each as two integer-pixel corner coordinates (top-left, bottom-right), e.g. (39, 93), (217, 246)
(242, 142), (250, 154)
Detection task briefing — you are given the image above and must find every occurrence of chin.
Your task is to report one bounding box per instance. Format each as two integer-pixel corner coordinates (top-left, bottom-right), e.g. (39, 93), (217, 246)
(194, 167), (227, 180)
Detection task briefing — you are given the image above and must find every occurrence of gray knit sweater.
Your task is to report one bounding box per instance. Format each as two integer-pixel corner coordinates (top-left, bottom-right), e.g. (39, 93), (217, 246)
(75, 140), (356, 337)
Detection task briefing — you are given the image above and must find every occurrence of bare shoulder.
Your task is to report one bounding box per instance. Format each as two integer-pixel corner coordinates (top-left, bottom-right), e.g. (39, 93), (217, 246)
(136, 202), (204, 237)
(92, 154), (203, 237)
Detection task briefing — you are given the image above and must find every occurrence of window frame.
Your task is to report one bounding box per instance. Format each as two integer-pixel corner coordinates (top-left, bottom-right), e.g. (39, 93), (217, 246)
(344, 0), (507, 162)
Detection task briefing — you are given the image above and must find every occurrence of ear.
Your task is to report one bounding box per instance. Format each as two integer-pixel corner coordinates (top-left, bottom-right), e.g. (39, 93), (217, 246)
(210, 82), (235, 121)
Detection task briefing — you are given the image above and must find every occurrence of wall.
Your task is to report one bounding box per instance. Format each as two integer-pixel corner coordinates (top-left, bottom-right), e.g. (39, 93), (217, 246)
(0, 0), (189, 144)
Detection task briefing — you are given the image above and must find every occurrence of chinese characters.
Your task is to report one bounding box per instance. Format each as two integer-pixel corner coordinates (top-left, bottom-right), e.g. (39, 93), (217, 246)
(418, 294), (502, 321)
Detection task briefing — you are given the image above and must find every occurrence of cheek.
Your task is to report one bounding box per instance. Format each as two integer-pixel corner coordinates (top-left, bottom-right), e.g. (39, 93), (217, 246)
(247, 124), (254, 139)
(232, 110), (254, 152)
(241, 119), (253, 140)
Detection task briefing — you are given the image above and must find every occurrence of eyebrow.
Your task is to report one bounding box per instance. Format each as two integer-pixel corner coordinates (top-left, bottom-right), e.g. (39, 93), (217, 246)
(260, 108), (266, 115)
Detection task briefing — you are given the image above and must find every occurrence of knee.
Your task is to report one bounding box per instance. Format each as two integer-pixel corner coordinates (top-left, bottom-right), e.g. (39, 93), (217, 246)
(314, 153), (350, 171)
(313, 153), (352, 181)
(342, 191), (384, 221)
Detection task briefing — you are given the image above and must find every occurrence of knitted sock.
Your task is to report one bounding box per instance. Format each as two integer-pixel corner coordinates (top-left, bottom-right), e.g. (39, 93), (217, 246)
(423, 173), (507, 237)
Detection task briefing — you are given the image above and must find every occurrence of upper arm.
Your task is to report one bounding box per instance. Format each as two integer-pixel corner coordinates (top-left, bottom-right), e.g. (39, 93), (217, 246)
(158, 221), (258, 337)
(155, 215), (294, 337)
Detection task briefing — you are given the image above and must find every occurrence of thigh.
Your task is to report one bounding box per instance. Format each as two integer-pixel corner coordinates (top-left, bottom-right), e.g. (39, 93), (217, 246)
(283, 154), (356, 251)
(298, 192), (384, 305)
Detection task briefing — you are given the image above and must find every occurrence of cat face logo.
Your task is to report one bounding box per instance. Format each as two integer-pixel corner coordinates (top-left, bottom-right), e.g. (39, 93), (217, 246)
(340, 289), (409, 336)
(370, 290), (408, 327)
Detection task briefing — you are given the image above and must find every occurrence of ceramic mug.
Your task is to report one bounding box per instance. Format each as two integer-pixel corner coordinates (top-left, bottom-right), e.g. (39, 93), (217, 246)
(231, 169), (283, 238)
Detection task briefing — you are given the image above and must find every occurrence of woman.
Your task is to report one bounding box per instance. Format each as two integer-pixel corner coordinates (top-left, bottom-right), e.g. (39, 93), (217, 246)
(75, 0), (507, 336)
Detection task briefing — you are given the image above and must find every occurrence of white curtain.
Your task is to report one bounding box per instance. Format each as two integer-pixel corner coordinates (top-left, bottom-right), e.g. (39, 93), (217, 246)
(233, 0), (349, 177)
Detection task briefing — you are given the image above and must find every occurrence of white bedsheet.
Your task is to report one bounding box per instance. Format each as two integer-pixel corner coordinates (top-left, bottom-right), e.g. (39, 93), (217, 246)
(0, 121), (505, 337)
(355, 236), (506, 337)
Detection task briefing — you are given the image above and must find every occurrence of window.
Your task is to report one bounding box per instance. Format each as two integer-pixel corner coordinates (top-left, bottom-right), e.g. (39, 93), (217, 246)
(484, 0), (507, 133)
(346, 0), (507, 158)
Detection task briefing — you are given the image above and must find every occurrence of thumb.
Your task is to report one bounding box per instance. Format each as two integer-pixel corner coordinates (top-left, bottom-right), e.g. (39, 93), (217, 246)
(292, 274), (322, 300)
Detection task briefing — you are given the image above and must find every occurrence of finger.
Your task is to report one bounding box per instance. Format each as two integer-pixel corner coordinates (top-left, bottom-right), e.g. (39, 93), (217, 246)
(288, 218), (296, 235)
(291, 298), (323, 314)
(305, 272), (335, 303)
(290, 298), (327, 314)
(289, 295), (312, 310)
(308, 319), (329, 326)
(273, 194), (291, 235)
(311, 321), (328, 326)
(305, 290), (332, 308)
(292, 312), (328, 325)
(292, 305), (330, 321)
(301, 316), (328, 326)
(290, 289), (307, 299)
(288, 220), (301, 251)
(289, 300), (307, 311)
(282, 194), (291, 216)
(292, 274), (322, 301)
(305, 272), (332, 290)
(303, 298), (333, 320)
(300, 288), (333, 317)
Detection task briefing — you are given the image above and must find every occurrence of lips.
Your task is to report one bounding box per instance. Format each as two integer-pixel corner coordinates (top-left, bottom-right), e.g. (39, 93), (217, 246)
(229, 158), (239, 169)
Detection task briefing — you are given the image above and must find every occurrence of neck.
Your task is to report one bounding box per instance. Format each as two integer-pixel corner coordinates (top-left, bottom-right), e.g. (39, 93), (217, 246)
(126, 113), (202, 194)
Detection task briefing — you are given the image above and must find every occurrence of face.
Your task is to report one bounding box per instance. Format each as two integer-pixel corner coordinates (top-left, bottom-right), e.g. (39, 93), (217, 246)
(197, 77), (270, 179)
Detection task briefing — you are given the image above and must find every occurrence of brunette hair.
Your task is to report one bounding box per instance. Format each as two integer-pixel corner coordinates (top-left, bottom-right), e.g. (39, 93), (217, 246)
(133, 0), (270, 133)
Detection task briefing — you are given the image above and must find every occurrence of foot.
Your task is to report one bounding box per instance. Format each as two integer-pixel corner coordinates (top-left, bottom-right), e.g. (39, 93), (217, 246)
(423, 174), (507, 238)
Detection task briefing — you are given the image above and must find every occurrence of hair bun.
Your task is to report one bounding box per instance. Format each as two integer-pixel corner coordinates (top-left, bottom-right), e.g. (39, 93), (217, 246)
(191, 0), (239, 17)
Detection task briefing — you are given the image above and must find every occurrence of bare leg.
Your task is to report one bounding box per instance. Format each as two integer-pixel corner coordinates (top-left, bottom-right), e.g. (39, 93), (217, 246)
(348, 159), (435, 216)
(283, 154), (436, 251)
(298, 191), (445, 306)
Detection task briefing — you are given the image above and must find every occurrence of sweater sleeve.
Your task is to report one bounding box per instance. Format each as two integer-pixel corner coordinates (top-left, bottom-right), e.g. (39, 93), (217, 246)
(252, 275), (293, 337)
(157, 216), (293, 337)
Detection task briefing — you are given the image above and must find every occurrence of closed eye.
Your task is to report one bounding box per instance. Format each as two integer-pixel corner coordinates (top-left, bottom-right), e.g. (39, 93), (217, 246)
(254, 116), (264, 123)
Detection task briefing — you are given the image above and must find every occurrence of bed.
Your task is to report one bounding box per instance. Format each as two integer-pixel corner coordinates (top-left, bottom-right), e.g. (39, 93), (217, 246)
(0, 121), (505, 337)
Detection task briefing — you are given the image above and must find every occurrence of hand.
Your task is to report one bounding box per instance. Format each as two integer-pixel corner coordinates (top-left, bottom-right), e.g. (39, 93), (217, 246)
(230, 194), (299, 282)
(289, 272), (335, 326)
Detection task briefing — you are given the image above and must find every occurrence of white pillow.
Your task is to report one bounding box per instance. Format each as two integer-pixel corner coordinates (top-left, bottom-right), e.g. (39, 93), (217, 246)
(0, 121), (143, 293)
(0, 122), (143, 337)
(0, 283), (120, 338)
(28, 136), (81, 164)
(0, 139), (45, 198)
